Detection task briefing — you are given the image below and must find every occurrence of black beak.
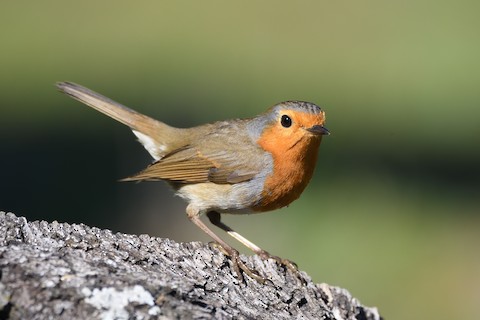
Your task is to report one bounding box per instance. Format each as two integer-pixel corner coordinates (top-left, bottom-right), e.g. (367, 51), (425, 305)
(306, 125), (330, 135)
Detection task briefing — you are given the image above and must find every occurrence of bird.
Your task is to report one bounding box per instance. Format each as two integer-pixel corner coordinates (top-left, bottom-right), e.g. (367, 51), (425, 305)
(56, 81), (329, 283)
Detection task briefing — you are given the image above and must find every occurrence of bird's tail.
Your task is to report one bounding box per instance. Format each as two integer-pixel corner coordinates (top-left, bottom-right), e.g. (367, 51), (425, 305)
(56, 81), (183, 160)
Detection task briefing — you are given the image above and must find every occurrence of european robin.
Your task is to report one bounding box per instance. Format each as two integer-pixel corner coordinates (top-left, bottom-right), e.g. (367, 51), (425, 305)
(56, 82), (329, 283)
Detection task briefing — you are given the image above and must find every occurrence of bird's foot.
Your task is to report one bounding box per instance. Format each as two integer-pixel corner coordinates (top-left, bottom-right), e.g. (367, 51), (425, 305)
(257, 250), (306, 284)
(209, 242), (267, 284)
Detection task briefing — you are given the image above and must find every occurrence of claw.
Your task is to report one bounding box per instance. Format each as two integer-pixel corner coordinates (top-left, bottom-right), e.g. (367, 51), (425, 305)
(210, 242), (267, 283)
(257, 250), (306, 284)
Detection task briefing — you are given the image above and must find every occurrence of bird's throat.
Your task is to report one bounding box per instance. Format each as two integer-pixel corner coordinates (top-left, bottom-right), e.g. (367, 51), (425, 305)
(253, 136), (321, 212)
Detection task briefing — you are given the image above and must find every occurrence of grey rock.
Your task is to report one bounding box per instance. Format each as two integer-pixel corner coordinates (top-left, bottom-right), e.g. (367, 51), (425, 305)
(0, 212), (382, 320)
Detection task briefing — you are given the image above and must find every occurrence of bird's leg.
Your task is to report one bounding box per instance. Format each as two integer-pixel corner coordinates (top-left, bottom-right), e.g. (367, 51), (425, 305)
(206, 211), (300, 277)
(186, 205), (265, 283)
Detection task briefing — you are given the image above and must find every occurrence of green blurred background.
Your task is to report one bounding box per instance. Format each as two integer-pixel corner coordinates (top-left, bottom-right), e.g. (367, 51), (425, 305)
(1, 1), (479, 319)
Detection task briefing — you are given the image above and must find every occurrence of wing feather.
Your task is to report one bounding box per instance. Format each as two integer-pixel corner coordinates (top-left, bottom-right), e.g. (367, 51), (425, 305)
(122, 148), (214, 183)
(122, 121), (268, 184)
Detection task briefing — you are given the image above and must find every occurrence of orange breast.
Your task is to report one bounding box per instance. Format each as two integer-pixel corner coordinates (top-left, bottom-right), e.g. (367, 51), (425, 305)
(252, 127), (322, 212)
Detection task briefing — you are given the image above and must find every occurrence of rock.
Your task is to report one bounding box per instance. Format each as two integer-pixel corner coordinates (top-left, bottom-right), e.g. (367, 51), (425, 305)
(0, 212), (381, 320)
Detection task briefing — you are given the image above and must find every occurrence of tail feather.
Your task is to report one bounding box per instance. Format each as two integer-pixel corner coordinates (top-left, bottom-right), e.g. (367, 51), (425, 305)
(56, 81), (183, 159)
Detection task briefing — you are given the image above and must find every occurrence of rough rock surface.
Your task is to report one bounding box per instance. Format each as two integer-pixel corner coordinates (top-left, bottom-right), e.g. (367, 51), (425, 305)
(0, 212), (382, 319)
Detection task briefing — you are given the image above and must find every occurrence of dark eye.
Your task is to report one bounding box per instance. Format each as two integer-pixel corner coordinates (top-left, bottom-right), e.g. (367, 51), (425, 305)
(280, 115), (292, 128)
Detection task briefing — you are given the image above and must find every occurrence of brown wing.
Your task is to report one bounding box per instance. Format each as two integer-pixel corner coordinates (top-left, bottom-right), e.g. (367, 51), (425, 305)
(122, 147), (212, 183)
(123, 139), (265, 184)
